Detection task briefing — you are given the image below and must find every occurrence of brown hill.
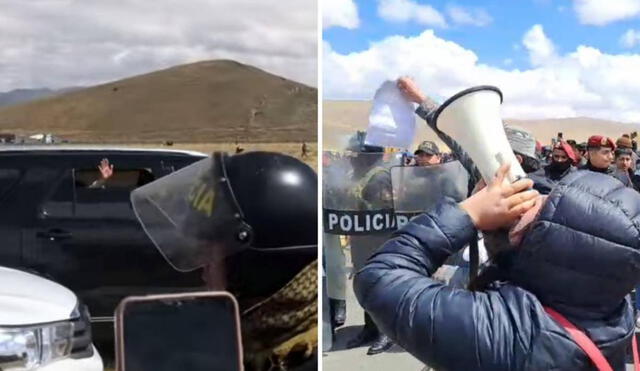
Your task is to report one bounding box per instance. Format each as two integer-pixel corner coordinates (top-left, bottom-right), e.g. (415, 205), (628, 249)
(324, 100), (639, 151)
(0, 60), (317, 143)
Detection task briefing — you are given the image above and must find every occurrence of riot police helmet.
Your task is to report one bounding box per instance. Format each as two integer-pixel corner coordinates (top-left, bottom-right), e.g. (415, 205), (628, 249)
(130, 151), (317, 273)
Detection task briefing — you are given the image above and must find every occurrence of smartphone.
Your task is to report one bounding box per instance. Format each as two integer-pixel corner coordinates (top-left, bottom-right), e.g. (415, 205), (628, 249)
(557, 132), (563, 140)
(115, 292), (243, 371)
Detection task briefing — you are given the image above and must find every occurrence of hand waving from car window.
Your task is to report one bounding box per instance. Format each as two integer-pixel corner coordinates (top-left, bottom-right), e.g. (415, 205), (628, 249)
(89, 158), (115, 189)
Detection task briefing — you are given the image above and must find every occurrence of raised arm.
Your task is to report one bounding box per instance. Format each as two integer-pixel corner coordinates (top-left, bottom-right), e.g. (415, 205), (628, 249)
(397, 77), (481, 188)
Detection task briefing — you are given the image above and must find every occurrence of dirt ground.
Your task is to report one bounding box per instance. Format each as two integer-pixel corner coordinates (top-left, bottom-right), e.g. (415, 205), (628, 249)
(117, 141), (317, 170)
(323, 100), (639, 152)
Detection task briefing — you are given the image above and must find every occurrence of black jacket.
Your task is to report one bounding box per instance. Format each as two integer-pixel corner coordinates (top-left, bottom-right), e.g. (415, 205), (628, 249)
(354, 171), (640, 370)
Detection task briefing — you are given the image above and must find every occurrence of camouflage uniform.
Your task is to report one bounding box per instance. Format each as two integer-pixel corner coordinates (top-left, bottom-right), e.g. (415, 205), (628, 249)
(349, 164), (394, 272)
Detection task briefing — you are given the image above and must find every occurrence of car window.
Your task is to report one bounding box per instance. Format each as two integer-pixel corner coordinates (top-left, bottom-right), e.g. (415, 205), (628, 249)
(75, 168), (155, 189)
(75, 168), (155, 219)
(41, 167), (156, 219)
(158, 157), (203, 176)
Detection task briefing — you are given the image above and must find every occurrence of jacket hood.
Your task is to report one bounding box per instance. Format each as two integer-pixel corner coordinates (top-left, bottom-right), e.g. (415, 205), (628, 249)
(507, 170), (640, 318)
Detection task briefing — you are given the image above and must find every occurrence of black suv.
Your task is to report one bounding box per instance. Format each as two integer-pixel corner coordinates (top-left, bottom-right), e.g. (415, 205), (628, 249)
(0, 147), (207, 352)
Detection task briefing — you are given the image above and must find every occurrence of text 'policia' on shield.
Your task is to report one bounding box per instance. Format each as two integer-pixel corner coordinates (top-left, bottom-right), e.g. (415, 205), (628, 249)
(323, 209), (419, 235)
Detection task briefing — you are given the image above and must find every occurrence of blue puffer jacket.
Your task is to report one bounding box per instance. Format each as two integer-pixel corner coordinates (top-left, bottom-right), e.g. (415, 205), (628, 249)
(354, 171), (640, 371)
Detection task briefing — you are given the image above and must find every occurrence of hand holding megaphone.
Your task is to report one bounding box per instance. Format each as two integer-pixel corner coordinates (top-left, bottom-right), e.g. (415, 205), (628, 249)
(460, 163), (538, 231)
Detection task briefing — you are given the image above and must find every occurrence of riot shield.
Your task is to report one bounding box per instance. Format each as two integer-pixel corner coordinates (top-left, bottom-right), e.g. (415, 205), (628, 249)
(391, 161), (469, 229)
(322, 151), (402, 236)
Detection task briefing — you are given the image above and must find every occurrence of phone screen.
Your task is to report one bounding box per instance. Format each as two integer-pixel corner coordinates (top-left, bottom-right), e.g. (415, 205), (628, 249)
(121, 296), (241, 371)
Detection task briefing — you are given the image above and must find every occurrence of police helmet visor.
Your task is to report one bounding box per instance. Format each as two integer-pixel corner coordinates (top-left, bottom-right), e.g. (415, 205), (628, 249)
(131, 154), (250, 272)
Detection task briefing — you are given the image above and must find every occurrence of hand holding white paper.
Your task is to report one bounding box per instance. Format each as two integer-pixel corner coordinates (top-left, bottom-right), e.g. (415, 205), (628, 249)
(365, 81), (416, 149)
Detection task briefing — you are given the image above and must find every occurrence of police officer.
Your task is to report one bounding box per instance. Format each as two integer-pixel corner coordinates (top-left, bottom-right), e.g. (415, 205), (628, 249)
(414, 141), (441, 166)
(344, 132), (395, 355)
(131, 151), (317, 371)
(322, 151), (348, 330)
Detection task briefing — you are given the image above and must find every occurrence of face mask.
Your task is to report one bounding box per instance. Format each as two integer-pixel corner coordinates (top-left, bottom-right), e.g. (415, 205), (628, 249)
(549, 160), (572, 173)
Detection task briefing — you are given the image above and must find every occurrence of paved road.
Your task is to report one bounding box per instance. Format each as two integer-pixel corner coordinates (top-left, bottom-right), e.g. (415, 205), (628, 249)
(323, 277), (423, 371)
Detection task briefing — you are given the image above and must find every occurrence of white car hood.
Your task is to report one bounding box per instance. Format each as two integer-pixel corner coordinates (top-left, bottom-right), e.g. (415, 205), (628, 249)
(0, 267), (77, 326)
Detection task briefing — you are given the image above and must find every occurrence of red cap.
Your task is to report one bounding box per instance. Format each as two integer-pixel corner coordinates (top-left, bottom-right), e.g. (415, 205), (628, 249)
(553, 141), (578, 164)
(587, 135), (616, 150)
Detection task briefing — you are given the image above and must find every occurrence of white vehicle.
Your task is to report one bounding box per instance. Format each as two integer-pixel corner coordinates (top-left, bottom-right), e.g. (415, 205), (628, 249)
(0, 266), (103, 370)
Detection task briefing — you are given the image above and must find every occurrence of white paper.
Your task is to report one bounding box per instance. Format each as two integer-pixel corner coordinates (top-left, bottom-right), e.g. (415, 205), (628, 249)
(365, 80), (416, 150)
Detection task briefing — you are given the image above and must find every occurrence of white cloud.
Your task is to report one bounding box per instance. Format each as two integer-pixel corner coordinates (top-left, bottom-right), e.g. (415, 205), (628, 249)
(572, 0), (640, 25)
(522, 25), (557, 66)
(0, 0), (317, 91)
(324, 29), (640, 122)
(446, 5), (493, 27)
(621, 29), (640, 48)
(378, 0), (448, 28)
(323, 0), (360, 30)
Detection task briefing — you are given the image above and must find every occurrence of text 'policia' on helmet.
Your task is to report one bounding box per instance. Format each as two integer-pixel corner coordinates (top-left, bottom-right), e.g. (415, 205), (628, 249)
(130, 151), (317, 272)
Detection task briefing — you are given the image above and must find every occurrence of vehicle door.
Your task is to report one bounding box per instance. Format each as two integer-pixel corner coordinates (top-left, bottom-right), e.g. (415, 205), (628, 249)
(23, 153), (204, 319)
(0, 154), (57, 269)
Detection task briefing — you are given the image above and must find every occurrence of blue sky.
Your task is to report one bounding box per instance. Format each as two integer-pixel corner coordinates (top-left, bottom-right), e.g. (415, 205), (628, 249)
(323, 0), (640, 121)
(326, 0), (638, 69)
(325, 0), (639, 70)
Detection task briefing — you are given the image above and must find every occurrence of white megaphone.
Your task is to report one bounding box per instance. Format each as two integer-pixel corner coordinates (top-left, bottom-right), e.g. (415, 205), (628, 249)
(433, 86), (526, 183)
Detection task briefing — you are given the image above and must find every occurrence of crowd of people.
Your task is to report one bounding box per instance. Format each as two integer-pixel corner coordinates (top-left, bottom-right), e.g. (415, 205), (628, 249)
(324, 77), (640, 370)
(407, 131), (640, 194)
